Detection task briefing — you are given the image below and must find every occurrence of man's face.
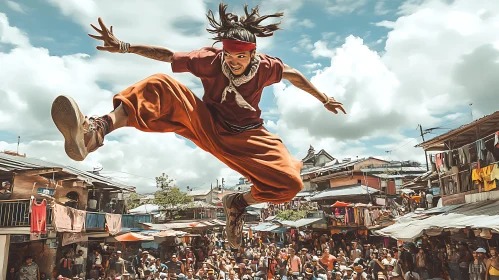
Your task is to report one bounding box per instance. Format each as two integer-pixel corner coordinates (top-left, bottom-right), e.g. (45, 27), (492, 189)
(223, 50), (254, 76)
(26, 258), (33, 264)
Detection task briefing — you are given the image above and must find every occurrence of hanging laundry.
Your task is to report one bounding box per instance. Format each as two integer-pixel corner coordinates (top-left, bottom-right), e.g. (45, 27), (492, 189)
(451, 150), (459, 167)
(30, 198), (47, 234)
(477, 139), (486, 161)
(105, 213), (122, 235)
(435, 153), (444, 172)
(481, 165), (497, 192)
(364, 209), (372, 227)
(486, 150), (496, 165)
(53, 204), (86, 233)
(491, 164), (499, 181)
(460, 171), (471, 193)
(458, 147), (468, 165)
(442, 152), (450, 171)
(469, 143), (478, 163)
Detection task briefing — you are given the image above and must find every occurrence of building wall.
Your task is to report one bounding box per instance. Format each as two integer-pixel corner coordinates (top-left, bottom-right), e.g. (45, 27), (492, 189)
(352, 158), (387, 171)
(329, 174), (396, 194)
(10, 174), (88, 210)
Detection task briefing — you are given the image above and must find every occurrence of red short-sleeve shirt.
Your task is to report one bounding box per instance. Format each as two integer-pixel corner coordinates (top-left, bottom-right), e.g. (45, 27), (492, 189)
(171, 47), (284, 126)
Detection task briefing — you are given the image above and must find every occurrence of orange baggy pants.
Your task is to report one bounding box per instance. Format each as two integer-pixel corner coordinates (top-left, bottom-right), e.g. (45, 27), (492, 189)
(113, 74), (303, 203)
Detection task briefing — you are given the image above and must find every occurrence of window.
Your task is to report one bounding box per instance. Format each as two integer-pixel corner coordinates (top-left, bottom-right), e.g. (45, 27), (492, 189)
(357, 179), (362, 184)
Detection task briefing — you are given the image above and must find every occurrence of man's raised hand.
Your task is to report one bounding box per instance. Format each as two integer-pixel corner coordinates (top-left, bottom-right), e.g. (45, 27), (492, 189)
(324, 97), (347, 115)
(88, 17), (121, 53)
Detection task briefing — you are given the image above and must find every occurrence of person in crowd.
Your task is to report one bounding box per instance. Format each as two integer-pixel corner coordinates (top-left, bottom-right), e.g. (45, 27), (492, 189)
(7, 267), (18, 280)
(469, 247), (487, 280)
(19, 256), (40, 280)
(459, 241), (473, 279)
(58, 251), (73, 278)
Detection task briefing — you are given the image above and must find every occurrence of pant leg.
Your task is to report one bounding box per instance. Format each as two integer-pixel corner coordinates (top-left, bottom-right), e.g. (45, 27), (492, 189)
(113, 74), (303, 203)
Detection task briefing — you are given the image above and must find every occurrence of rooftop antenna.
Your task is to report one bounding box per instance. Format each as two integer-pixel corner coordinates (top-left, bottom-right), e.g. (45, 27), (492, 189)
(469, 103), (473, 121)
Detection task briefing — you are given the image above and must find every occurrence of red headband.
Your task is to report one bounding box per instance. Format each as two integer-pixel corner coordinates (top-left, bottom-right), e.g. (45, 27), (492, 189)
(222, 39), (256, 52)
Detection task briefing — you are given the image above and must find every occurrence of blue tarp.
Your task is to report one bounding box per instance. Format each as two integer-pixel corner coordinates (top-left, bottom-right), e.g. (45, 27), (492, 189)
(86, 213), (106, 229)
(122, 214), (151, 229)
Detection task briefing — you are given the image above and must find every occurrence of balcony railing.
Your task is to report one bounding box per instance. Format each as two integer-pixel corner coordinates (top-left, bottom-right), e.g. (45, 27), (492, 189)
(0, 199), (52, 227)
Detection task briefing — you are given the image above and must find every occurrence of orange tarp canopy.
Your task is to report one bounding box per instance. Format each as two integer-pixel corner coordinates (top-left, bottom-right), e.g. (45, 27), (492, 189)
(115, 232), (154, 242)
(332, 201), (351, 207)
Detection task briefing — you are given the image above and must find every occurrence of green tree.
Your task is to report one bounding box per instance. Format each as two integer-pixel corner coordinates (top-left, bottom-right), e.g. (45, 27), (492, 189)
(275, 209), (307, 221)
(153, 173), (192, 218)
(125, 192), (144, 210)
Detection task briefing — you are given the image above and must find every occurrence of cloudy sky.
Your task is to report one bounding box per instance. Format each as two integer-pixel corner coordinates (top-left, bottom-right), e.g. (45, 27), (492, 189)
(1, 0), (498, 193)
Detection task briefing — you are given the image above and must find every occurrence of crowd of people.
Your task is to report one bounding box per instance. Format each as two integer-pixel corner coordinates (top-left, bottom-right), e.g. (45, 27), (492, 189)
(8, 230), (498, 280)
(30, 231), (491, 280)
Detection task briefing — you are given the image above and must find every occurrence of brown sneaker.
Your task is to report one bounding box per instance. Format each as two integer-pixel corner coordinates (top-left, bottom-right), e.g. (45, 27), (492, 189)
(223, 193), (246, 249)
(51, 95), (107, 161)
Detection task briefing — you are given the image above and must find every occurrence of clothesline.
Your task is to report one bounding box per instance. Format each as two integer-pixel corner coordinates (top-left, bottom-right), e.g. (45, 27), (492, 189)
(427, 131), (497, 154)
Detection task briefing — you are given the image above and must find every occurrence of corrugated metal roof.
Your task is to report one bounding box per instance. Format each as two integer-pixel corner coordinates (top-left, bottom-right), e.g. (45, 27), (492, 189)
(376, 199), (499, 241)
(0, 152), (134, 191)
(360, 167), (427, 172)
(280, 218), (324, 228)
(310, 184), (379, 200)
(187, 189), (212, 196)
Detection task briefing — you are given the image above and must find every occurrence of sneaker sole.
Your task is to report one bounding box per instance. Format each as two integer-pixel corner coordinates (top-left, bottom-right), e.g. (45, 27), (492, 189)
(223, 195), (243, 249)
(51, 95), (87, 161)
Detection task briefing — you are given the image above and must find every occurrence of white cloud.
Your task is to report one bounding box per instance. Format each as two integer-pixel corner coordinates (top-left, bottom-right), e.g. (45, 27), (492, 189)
(0, 14), (29, 47)
(303, 62), (322, 70)
(297, 19), (315, 28)
(326, 0), (368, 15)
(374, 1), (390, 16)
(291, 35), (314, 53)
(375, 20), (396, 29)
(270, 0), (499, 163)
(6, 1), (26, 14)
(311, 40), (335, 58)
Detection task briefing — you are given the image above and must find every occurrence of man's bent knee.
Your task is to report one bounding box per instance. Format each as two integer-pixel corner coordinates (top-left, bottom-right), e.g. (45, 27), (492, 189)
(279, 174), (303, 202)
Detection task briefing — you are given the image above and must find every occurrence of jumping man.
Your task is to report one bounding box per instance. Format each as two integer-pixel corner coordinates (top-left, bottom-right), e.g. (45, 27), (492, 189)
(51, 3), (346, 249)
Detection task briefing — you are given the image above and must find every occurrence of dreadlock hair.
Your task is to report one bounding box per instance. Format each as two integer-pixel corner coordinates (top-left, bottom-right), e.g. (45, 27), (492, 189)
(206, 3), (284, 45)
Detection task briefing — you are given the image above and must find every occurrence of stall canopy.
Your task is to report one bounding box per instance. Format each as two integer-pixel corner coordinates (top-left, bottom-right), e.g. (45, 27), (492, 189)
(280, 218), (324, 228)
(251, 222), (280, 232)
(310, 185), (379, 201)
(331, 201), (352, 207)
(376, 200), (499, 241)
(115, 232), (154, 242)
(140, 219), (225, 230)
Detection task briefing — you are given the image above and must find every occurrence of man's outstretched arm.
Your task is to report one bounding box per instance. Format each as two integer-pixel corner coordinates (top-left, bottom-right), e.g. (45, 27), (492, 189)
(282, 64), (346, 114)
(128, 45), (174, 63)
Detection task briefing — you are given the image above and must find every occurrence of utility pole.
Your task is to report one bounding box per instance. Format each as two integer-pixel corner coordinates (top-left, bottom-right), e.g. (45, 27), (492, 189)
(17, 136), (20, 155)
(418, 124), (429, 171)
(221, 178), (225, 194)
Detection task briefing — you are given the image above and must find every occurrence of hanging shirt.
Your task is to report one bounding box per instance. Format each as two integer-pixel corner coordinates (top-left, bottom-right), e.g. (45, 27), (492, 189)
(491, 164), (499, 181)
(482, 165), (497, 191)
(477, 139), (486, 160)
(53, 204), (86, 233)
(105, 213), (122, 235)
(30, 199), (47, 234)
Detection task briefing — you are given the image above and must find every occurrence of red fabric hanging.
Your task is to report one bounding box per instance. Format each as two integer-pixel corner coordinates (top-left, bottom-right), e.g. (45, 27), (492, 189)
(30, 198), (47, 234)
